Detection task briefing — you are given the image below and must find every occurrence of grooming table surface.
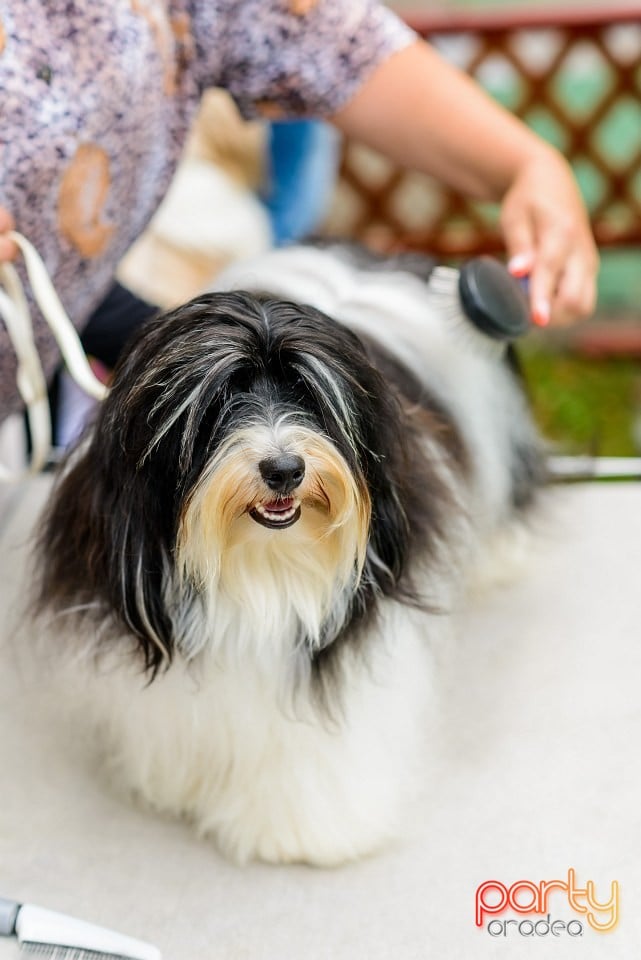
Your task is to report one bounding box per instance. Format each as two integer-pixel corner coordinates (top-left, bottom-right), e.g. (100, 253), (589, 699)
(1, 477), (640, 959)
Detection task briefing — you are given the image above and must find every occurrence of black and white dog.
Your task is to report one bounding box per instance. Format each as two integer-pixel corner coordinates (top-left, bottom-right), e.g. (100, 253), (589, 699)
(35, 245), (543, 865)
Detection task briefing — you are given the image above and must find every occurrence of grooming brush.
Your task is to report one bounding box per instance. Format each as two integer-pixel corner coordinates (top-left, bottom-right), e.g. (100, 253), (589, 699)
(428, 255), (531, 355)
(431, 260), (641, 487)
(0, 897), (160, 960)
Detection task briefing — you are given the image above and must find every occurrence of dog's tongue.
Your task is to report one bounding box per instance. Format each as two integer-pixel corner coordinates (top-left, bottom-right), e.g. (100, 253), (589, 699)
(263, 497), (294, 513)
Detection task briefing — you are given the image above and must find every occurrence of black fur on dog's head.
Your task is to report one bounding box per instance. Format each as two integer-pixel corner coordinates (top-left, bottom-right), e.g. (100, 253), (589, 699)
(35, 292), (459, 678)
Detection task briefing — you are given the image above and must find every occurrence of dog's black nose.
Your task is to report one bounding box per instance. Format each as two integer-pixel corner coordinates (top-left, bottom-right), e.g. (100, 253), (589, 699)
(259, 454), (305, 494)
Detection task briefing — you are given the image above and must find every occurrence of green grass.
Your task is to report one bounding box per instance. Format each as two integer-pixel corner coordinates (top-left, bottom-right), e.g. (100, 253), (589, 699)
(519, 345), (640, 456)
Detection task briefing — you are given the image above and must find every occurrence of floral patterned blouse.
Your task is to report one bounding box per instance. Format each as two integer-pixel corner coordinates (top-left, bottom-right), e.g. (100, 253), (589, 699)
(0, 0), (414, 420)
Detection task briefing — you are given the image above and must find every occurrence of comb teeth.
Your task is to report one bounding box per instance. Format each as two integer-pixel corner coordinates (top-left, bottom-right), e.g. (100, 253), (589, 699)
(13, 903), (160, 960)
(21, 944), (132, 960)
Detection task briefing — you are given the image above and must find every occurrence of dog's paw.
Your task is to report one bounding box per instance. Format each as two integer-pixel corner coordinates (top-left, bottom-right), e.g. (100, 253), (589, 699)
(203, 781), (399, 867)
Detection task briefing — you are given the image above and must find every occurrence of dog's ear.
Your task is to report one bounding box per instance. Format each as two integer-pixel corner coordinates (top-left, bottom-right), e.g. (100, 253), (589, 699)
(35, 424), (175, 675)
(353, 368), (460, 615)
(356, 392), (417, 600)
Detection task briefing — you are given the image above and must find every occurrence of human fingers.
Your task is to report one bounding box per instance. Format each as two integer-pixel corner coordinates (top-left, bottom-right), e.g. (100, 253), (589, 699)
(529, 219), (599, 328)
(500, 193), (551, 327)
(501, 199), (535, 279)
(0, 208), (18, 261)
(503, 206), (563, 328)
(527, 224), (568, 328)
(547, 256), (598, 328)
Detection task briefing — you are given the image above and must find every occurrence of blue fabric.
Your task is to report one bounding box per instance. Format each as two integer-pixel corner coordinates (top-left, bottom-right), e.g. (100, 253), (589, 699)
(263, 120), (340, 246)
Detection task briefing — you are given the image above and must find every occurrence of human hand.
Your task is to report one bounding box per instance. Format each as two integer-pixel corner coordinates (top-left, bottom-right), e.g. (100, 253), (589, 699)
(0, 207), (18, 261)
(328, 35), (598, 328)
(500, 147), (599, 327)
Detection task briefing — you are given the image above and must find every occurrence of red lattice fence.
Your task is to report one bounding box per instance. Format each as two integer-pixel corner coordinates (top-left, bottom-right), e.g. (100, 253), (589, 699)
(326, 5), (641, 258)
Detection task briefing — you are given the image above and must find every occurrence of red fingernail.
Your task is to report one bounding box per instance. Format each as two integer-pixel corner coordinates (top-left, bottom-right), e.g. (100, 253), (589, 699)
(532, 300), (550, 327)
(508, 254), (532, 278)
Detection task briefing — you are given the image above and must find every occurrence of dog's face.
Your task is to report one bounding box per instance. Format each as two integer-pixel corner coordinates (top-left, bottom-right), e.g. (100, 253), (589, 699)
(37, 290), (457, 672)
(107, 292), (377, 584)
(41, 292), (427, 666)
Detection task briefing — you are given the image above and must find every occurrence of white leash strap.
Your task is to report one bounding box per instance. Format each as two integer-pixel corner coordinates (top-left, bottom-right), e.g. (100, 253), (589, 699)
(0, 231), (109, 482)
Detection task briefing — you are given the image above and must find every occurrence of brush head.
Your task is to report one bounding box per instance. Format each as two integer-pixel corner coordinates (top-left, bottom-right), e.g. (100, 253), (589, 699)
(458, 256), (530, 341)
(13, 903), (160, 960)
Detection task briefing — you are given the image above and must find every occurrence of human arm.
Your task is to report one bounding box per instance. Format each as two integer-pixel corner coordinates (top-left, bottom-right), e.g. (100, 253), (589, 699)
(329, 39), (598, 327)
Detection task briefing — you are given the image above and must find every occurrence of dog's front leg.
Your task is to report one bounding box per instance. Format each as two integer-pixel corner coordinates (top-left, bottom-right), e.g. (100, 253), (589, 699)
(195, 617), (433, 866)
(82, 611), (434, 867)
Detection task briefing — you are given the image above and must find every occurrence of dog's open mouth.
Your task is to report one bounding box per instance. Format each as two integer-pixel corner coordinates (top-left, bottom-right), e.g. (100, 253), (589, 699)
(249, 497), (302, 529)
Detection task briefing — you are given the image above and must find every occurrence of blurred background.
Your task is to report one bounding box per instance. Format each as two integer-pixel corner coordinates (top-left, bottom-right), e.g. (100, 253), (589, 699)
(120, 0), (641, 460)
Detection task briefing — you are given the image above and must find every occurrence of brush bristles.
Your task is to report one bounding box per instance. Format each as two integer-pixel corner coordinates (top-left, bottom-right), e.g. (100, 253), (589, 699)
(21, 944), (138, 960)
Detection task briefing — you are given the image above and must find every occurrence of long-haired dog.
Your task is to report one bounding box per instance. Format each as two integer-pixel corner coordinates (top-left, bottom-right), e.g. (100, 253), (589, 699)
(34, 244), (543, 866)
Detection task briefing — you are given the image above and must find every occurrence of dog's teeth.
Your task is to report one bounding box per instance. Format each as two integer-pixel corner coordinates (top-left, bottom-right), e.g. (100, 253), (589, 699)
(253, 499), (300, 523)
(264, 507), (295, 521)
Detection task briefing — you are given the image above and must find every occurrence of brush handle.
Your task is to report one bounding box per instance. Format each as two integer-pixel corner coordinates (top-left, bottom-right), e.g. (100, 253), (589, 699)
(0, 897), (19, 936)
(16, 903), (161, 960)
